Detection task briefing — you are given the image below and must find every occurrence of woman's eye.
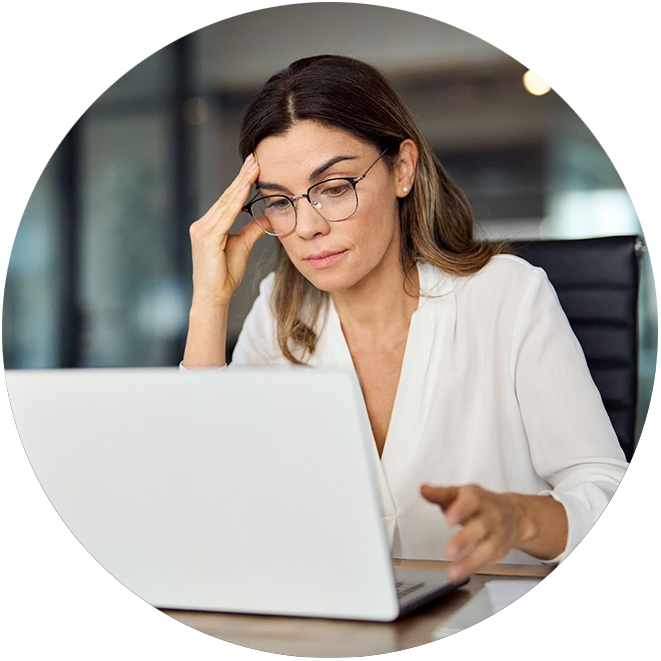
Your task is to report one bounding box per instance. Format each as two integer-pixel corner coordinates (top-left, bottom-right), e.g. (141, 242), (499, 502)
(264, 198), (291, 211)
(319, 183), (351, 197)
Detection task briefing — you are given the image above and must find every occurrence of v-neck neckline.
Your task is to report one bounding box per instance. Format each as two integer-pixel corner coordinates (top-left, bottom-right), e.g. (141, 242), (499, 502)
(316, 260), (452, 548)
(326, 261), (429, 465)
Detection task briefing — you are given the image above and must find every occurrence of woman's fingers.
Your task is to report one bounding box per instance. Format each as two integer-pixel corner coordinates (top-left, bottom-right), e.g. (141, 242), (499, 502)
(214, 170), (260, 235)
(445, 516), (488, 559)
(420, 484), (459, 511)
(443, 484), (483, 526)
(187, 155), (264, 307)
(224, 213), (269, 267)
(196, 155), (260, 235)
(211, 153), (258, 209)
(217, 154), (257, 202)
(448, 537), (502, 583)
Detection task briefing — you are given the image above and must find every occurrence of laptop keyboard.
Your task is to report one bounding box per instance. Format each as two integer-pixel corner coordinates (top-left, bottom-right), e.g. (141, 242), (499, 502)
(396, 580), (425, 599)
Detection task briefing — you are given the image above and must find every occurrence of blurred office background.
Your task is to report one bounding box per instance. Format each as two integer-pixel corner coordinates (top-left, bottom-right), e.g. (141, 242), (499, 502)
(3, 4), (656, 446)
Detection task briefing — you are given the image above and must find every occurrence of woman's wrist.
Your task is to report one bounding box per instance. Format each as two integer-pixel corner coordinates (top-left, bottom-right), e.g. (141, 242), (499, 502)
(189, 298), (231, 316)
(501, 492), (537, 547)
(509, 493), (568, 561)
(183, 302), (230, 368)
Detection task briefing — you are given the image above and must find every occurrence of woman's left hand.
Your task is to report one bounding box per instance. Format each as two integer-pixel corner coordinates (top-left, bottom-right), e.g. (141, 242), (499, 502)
(420, 484), (534, 583)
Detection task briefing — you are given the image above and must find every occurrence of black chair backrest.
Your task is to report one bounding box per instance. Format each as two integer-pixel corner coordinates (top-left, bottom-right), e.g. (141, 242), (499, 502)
(508, 235), (641, 461)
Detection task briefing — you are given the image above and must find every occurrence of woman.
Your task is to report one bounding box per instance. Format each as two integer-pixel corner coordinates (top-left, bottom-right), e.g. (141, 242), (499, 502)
(182, 55), (627, 583)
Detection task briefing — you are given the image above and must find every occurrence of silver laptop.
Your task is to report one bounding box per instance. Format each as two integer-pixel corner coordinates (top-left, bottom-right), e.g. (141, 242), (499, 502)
(6, 367), (465, 621)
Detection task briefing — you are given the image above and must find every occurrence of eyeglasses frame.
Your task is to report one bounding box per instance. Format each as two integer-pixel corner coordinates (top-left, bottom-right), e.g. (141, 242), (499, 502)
(241, 148), (389, 236)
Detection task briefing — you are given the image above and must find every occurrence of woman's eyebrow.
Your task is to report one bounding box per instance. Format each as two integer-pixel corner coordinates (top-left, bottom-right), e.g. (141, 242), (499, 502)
(256, 155), (359, 192)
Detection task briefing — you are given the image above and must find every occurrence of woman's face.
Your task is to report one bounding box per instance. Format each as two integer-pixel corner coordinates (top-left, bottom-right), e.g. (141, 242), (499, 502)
(253, 121), (414, 293)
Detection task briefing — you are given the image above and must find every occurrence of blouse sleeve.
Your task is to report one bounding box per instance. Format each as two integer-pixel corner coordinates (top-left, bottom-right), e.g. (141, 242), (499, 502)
(511, 266), (629, 564)
(179, 272), (282, 372)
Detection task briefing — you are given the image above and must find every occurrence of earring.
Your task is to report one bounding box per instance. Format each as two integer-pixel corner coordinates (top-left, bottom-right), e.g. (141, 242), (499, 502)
(402, 186), (409, 194)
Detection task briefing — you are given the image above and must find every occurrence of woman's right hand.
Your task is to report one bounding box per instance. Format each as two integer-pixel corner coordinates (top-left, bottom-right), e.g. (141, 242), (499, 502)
(188, 153), (267, 309)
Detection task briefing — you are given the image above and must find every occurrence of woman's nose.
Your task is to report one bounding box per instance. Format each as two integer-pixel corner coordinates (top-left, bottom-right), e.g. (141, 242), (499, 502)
(294, 197), (331, 240)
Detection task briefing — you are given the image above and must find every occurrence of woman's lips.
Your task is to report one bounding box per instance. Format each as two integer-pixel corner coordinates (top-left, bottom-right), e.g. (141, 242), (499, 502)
(305, 250), (348, 269)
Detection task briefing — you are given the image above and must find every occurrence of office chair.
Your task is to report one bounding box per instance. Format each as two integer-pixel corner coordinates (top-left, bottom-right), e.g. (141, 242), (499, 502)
(508, 235), (643, 462)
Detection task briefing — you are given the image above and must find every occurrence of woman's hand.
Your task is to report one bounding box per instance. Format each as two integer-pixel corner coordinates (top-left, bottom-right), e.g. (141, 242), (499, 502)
(188, 153), (268, 309)
(420, 484), (568, 583)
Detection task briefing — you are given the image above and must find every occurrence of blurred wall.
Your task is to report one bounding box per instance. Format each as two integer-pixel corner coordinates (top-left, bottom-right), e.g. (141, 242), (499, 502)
(3, 3), (656, 443)
(4, 3), (639, 367)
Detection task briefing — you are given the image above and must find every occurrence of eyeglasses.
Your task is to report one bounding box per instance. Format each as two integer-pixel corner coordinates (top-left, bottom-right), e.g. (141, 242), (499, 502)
(241, 149), (388, 236)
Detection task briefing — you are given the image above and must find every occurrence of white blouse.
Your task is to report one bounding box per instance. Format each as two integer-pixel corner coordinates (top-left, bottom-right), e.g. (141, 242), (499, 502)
(187, 255), (629, 564)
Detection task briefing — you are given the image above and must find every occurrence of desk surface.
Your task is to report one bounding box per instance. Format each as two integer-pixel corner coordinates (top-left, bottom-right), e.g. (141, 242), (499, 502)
(162, 560), (553, 657)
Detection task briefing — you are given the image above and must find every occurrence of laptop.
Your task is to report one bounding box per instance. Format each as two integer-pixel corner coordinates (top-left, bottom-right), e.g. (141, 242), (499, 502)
(6, 367), (466, 621)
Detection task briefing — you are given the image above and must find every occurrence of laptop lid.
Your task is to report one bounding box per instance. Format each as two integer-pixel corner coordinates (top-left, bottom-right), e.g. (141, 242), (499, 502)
(6, 367), (401, 621)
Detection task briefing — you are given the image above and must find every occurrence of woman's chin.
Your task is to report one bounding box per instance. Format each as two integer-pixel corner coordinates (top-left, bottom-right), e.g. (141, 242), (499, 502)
(304, 274), (347, 293)
(300, 266), (361, 294)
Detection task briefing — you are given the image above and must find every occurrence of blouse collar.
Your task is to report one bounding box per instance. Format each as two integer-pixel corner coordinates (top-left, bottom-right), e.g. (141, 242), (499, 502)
(315, 260), (451, 365)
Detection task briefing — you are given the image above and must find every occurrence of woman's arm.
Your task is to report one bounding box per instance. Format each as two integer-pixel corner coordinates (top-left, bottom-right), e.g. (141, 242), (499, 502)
(181, 153), (265, 369)
(505, 492), (568, 560)
(181, 271), (283, 371)
(424, 264), (627, 580)
(511, 266), (628, 562)
(183, 303), (230, 368)
(421, 484), (568, 582)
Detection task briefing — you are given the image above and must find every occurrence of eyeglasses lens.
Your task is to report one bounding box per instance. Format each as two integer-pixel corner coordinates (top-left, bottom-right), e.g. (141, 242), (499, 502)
(251, 183), (358, 235)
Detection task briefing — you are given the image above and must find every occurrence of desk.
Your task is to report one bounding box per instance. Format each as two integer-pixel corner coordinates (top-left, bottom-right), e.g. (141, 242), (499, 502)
(162, 560), (553, 657)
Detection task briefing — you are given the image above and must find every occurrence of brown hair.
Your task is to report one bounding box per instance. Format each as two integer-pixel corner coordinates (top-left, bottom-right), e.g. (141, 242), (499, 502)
(239, 55), (509, 365)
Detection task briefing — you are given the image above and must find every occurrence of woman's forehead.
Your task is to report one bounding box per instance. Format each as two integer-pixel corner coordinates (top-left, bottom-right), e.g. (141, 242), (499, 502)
(255, 121), (371, 164)
(253, 124), (378, 191)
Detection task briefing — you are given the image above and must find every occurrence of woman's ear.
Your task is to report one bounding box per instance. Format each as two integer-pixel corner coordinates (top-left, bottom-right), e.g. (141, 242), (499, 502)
(395, 139), (418, 198)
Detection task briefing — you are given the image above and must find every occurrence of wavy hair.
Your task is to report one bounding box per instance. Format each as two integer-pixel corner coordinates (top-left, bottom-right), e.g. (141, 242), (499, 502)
(239, 55), (509, 365)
